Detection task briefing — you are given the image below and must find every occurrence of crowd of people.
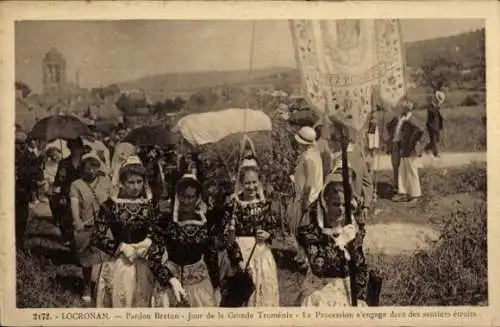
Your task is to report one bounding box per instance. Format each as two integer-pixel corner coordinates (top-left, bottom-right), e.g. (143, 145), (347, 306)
(14, 90), (445, 308)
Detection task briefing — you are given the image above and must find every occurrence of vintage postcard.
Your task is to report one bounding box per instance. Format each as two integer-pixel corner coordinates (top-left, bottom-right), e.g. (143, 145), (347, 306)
(0, 1), (498, 326)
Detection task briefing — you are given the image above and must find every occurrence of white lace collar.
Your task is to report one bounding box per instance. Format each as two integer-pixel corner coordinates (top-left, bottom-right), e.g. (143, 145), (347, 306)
(232, 191), (266, 206)
(111, 186), (153, 204)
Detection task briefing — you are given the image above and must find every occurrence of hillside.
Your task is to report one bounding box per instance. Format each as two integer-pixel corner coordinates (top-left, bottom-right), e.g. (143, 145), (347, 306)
(405, 28), (485, 69)
(116, 29), (485, 97)
(116, 67), (294, 102)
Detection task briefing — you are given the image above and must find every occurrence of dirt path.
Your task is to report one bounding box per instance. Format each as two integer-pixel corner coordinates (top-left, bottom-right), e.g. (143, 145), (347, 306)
(364, 223), (440, 256)
(363, 152), (486, 256)
(373, 151), (485, 171)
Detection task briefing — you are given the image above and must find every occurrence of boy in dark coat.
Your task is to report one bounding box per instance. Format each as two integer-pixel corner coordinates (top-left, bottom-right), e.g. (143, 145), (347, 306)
(424, 92), (445, 157)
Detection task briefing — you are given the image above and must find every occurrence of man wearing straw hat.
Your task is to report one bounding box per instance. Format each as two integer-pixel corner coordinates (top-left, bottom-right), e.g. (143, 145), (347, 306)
(287, 126), (324, 235)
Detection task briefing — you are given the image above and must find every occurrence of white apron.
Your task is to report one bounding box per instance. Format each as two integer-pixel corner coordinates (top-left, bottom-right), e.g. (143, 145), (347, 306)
(236, 237), (279, 307)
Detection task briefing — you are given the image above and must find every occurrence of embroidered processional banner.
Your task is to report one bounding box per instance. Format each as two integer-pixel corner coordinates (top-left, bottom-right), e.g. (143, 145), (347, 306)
(290, 19), (407, 131)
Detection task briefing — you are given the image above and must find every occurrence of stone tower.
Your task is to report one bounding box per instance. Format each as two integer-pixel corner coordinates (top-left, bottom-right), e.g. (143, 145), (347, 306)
(42, 47), (66, 94)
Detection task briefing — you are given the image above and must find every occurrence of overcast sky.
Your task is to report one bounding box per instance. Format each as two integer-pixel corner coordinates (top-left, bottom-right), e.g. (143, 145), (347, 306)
(15, 19), (485, 93)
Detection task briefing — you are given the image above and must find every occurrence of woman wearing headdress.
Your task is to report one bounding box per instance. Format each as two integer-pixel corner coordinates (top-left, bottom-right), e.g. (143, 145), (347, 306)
(150, 173), (220, 307)
(110, 142), (137, 191)
(91, 155), (171, 308)
(218, 156), (280, 307)
(296, 166), (367, 307)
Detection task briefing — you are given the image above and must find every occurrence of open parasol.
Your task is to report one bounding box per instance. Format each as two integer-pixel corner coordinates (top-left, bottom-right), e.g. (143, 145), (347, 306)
(172, 108), (272, 147)
(28, 114), (92, 142)
(123, 125), (179, 148)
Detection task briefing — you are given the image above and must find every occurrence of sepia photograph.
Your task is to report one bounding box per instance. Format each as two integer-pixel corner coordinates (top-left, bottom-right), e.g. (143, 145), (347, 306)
(13, 17), (487, 309)
(1, 1), (498, 326)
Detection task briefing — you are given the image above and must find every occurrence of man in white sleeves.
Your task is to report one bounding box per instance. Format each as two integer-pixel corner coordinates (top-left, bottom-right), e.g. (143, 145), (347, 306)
(287, 126), (324, 235)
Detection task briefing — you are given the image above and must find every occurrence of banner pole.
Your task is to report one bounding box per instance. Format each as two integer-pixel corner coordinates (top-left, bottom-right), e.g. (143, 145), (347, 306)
(323, 90), (358, 307)
(339, 123), (358, 307)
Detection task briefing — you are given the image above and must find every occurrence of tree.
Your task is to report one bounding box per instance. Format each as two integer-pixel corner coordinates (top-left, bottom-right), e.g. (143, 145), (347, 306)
(187, 89), (219, 113)
(419, 56), (462, 92)
(173, 96), (186, 111)
(15, 81), (32, 98)
(474, 29), (486, 86)
(106, 84), (120, 94)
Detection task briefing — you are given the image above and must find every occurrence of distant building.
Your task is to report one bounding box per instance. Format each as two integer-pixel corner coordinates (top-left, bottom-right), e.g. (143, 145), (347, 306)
(43, 47), (67, 94)
(16, 48), (124, 129)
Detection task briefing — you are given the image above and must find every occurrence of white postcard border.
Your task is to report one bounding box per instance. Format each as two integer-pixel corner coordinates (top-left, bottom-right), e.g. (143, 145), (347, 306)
(1, 1), (499, 326)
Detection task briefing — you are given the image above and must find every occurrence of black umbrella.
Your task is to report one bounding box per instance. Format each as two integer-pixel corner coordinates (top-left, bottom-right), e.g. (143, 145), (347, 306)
(122, 125), (178, 147)
(28, 114), (92, 142)
(219, 242), (257, 307)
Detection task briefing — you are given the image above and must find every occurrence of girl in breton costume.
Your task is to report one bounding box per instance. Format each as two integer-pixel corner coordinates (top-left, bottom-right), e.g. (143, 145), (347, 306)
(296, 167), (367, 307)
(110, 142), (137, 189)
(69, 153), (112, 303)
(220, 157), (280, 307)
(91, 155), (172, 307)
(150, 173), (220, 307)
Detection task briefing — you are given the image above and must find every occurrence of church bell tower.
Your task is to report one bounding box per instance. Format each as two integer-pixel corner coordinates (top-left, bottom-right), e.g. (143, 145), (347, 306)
(42, 47), (66, 94)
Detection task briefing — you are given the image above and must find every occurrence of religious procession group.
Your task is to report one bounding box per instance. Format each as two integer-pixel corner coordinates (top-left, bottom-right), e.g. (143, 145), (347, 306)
(14, 89), (445, 308)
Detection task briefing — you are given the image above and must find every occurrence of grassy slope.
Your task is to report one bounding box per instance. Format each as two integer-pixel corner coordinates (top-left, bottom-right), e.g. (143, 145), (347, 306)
(373, 105), (486, 153)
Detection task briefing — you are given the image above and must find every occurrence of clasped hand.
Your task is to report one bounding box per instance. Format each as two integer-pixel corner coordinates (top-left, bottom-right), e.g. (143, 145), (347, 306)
(119, 238), (152, 263)
(255, 229), (271, 241)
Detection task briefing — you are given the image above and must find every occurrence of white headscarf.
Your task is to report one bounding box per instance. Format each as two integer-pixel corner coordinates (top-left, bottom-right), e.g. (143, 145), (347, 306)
(233, 135), (266, 202)
(81, 152), (106, 174)
(111, 154), (152, 204)
(317, 164), (359, 229)
(316, 167), (358, 261)
(233, 158), (266, 202)
(172, 173), (207, 226)
(111, 142), (137, 190)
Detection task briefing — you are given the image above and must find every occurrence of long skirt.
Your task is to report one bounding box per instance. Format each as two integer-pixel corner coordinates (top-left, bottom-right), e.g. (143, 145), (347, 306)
(236, 237), (280, 307)
(368, 129), (380, 150)
(218, 250), (233, 288)
(95, 254), (155, 308)
(151, 257), (217, 308)
(73, 227), (109, 268)
(301, 277), (367, 307)
(398, 157), (422, 197)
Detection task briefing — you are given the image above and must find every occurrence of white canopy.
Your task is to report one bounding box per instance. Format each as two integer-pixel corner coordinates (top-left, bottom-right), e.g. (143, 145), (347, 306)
(173, 108), (272, 146)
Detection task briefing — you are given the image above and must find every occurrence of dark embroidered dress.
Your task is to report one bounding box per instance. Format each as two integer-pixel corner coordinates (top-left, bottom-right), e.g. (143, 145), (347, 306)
(296, 220), (366, 307)
(91, 198), (171, 307)
(218, 196), (281, 307)
(149, 212), (220, 307)
(297, 224), (350, 279)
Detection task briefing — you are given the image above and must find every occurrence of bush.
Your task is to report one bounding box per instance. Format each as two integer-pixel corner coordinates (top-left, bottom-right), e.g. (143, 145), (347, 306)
(369, 163), (487, 306)
(372, 200), (487, 306)
(16, 250), (78, 308)
(419, 162), (486, 197)
(461, 94), (479, 106)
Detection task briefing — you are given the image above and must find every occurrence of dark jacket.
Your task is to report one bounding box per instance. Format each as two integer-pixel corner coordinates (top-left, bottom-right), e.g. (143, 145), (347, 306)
(426, 108), (444, 132)
(386, 115), (425, 158)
